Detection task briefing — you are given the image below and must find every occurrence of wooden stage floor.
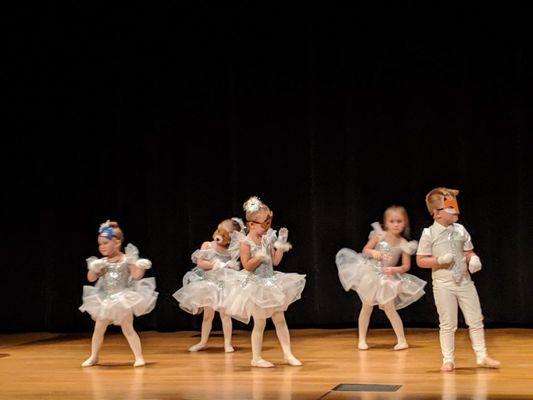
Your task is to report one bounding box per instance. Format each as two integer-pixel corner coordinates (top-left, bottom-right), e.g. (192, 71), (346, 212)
(0, 328), (532, 399)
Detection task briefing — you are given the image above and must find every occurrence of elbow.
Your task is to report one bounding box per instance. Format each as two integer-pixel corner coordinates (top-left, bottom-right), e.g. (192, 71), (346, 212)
(242, 262), (255, 272)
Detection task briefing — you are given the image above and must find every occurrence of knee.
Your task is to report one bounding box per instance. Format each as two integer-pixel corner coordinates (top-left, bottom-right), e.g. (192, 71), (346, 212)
(466, 316), (484, 330)
(271, 312), (285, 325)
(253, 318), (266, 330)
(121, 324), (135, 336)
(439, 320), (457, 333)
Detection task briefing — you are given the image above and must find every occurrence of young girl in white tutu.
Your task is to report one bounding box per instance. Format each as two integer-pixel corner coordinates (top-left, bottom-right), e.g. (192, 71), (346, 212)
(223, 196), (306, 368)
(79, 220), (158, 367)
(173, 218), (244, 353)
(336, 206), (426, 350)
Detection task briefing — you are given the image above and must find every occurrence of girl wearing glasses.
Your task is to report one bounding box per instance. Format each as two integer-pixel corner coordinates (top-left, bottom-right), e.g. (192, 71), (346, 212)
(222, 196), (306, 368)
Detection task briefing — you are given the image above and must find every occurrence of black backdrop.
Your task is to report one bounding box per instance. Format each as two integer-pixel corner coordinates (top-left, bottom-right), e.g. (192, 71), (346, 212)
(3, 3), (533, 332)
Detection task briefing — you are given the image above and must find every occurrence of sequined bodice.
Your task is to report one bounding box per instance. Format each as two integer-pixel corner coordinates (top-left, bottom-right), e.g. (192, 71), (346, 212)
(249, 240), (274, 278)
(100, 261), (130, 295)
(375, 240), (403, 267)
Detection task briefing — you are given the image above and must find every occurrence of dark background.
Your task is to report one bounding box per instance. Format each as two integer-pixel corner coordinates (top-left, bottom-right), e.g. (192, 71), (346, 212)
(2, 3), (532, 332)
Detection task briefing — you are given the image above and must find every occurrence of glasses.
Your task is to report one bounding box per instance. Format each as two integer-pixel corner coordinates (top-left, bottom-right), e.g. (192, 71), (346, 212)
(249, 212), (273, 229)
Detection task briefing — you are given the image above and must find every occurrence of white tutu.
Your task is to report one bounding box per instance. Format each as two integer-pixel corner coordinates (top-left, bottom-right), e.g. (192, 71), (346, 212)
(336, 225), (426, 310)
(173, 267), (242, 314)
(222, 270), (305, 324)
(79, 246), (158, 325)
(336, 248), (425, 309)
(221, 229), (306, 324)
(173, 242), (242, 314)
(79, 278), (157, 325)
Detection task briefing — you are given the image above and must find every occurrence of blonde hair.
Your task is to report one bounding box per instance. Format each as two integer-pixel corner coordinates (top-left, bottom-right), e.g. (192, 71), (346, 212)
(425, 187), (459, 215)
(383, 205), (410, 239)
(220, 218), (243, 233)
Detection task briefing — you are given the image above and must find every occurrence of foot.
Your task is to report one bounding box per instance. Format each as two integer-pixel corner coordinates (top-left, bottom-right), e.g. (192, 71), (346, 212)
(284, 354), (303, 366)
(393, 342), (409, 351)
(441, 362), (455, 372)
(251, 358), (274, 368)
(478, 356), (500, 369)
(133, 358), (146, 367)
(224, 344), (235, 353)
(81, 357), (98, 367)
(358, 341), (369, 350)
(188, 342), (208, 352)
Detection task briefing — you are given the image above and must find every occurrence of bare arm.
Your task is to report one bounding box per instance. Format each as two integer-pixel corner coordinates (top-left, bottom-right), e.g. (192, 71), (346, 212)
(87, 271), (99, 282)
(128, 264), (145, 280)
(240, 242), (263, 271)
(382, 252), (411, 275)
(194, 242), (218, 270)
(416, 255), (441, 269)
(362, 235), (381, 260)
(272, 246), (284, 266)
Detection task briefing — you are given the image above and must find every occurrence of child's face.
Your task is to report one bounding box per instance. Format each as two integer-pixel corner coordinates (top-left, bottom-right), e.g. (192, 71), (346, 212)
(98, 236), (121, 257)
(248, 209), (272, 236)
(384, 211), (406, 236)
(434, 197), (460, 225)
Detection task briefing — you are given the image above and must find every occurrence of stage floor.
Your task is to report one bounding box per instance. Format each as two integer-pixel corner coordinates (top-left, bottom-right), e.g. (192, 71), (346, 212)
(0, 328), (532, 399)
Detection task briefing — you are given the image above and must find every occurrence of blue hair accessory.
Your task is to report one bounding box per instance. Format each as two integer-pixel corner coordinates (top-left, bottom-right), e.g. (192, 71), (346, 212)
(98, 221), (114, 239)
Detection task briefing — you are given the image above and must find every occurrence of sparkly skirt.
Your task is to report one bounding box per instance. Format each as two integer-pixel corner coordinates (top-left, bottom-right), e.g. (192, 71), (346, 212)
(336, 248), (426, 310)
(79, 278), (158, 325)
(221, 271), (306, 324)
(173, 267), (242, 314)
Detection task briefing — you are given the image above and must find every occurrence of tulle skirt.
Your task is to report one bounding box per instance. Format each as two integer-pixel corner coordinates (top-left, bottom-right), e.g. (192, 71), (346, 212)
(221, 271), (306, 324)
(173, 267), (242, 314)
(336, 248), (426, 310)
(79, 278), (158, 325)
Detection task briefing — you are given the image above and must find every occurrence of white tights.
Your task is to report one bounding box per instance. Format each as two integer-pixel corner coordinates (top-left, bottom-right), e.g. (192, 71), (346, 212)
(358, 302), (407, 349)
(189, 307), (234, 352)
(84, 313), (144, 366)
(251, 311), (301, 367)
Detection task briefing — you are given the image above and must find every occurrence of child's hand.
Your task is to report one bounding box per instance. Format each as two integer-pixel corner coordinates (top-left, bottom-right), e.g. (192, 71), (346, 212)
(87, 258), (106, 274)
(369, 250), (382, 261)
(437, 253), (454, 265)
(468, 255), (482, 274)
(225, 259), (240, 270)
(254, 250), (268, 262)
(278, 228), (289, 243)
(381, 267), (397, 276)
(274, 227), (292, 252)
(211, 260), (225, 271)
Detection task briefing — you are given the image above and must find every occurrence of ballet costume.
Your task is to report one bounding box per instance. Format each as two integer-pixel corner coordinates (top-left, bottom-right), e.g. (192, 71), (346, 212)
(173, 242), (241, 352)
(336, 224), (426, 310)
(336, 223), (426, 350)
(79, 244), (157, 325)
(222, 229), (306, 324)
(79, 244), (157, 366)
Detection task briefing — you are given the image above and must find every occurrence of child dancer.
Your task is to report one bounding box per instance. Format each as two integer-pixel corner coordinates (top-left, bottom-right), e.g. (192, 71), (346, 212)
(173, 218), (244, 352)
(223, 196), (306, 367)
(336, 206), (426, 350)
(416, 187), (500, 371)
(79, 220), (158, 367)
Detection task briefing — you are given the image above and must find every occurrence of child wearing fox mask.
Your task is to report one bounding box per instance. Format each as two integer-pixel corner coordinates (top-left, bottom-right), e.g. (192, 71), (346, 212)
(173, 218), (244, 352)
(416, 188), (500, 371)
